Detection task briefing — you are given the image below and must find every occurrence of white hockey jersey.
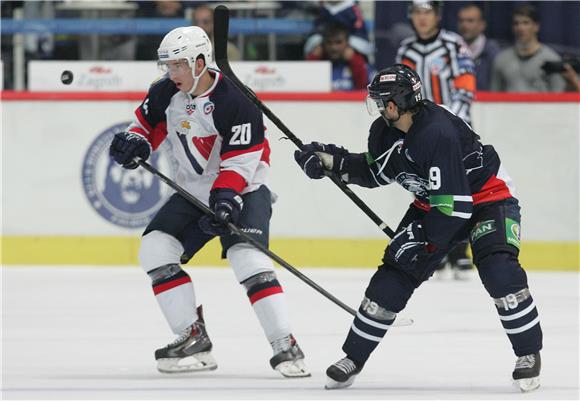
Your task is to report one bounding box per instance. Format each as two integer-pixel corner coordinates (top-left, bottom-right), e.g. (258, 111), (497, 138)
(127, 69), (270, 205)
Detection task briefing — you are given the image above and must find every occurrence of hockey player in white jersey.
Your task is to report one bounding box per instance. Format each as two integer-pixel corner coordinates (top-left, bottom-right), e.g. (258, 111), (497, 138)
(109, 26), (309, 378)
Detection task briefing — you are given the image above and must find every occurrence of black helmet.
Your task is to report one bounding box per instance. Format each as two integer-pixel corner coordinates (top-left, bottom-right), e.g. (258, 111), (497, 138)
(367, 64), (423, 113)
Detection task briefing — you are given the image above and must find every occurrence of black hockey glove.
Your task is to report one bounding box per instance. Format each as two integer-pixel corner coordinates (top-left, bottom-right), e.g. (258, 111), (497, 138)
(199, 188), (244, 236)
(109, 132), (151, 169)
(387, 221), (429, 269)
(294, 142), (349, 179)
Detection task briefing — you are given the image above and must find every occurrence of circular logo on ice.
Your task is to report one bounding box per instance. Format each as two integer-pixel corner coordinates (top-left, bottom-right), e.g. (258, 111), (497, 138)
(82, 122), (176, 228)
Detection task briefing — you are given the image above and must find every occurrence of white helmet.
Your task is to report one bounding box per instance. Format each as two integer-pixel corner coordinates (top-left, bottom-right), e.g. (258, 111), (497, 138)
(157, 26), (213, 94)
(157, 26), (213, 67)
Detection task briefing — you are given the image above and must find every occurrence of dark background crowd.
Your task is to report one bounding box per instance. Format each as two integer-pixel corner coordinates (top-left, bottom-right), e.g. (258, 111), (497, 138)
(1, 0), (579, 92)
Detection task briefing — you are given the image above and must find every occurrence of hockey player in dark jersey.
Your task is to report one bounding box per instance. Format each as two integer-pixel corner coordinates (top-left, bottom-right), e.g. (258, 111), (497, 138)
(294, 64), (542, 392)
(109, 26), (309, 377)
(398, 0), (477, 279)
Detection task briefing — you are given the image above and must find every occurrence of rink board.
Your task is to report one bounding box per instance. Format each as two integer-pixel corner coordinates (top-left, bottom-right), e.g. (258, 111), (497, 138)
(1, 236), (578, 270)
(1, 92), (578, 269)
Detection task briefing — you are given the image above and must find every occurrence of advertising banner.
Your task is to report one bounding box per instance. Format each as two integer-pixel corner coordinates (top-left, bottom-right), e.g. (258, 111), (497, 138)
(28, 60), (331, 92)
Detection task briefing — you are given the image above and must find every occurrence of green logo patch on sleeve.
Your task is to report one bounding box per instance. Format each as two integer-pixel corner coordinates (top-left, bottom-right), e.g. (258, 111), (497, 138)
(505, 218), (521, 249)
(470, 219), (496, 243)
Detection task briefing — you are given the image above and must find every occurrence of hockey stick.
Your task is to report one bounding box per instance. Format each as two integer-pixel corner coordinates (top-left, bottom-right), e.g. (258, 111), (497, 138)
(213, 5), (395, 239)
(137, 159), (413, 327)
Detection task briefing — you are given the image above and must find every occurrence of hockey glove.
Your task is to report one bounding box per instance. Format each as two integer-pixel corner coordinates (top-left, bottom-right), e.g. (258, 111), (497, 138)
(387, 221), (429, 269)
(109, 132), (151, 169)
(199, 188), (244, 236)
(294, 142), (349, 179)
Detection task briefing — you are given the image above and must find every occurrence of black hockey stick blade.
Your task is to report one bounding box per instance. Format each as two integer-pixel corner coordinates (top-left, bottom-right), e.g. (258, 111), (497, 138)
(213, 6), (395, 238)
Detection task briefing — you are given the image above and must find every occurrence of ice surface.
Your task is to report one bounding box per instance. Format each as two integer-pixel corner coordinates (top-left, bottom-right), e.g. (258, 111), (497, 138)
(2, 266), (578, 400)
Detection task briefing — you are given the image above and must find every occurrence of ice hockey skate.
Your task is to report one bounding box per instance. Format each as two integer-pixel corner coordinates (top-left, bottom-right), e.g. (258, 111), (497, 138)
(512, 352), (541, 392)
(155, 311), (217, 374)
(325, 357), (362, 389)
(269, 334), (310, 377)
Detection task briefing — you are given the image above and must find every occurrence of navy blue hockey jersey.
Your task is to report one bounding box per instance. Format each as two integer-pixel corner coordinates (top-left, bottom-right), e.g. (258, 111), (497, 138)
(346, 101), (515, 248)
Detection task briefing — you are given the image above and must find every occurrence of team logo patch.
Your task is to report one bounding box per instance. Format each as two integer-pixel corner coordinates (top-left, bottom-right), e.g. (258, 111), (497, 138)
(395, 172), (430, 197)
(380, 74), (396, 82)
(186, 103), (196, 115)
(81, 122), (177, 228)
(203, 101), (215, 115)
(505, 218), (521, 249)
(470, 219), (496, 244)
(181, 120), (191, 130)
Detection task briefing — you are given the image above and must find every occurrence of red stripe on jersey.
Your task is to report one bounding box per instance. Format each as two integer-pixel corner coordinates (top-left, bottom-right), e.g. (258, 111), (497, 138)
(413, 199), (431, 212)
(473, 175), (512, 204)
(249, 286), (283, 304)
(212, 170), (247, 193)
(149, 121), (168, 150)
(135, 107), (153, 132)
(261, 139), (271, 165)
(221, 143), (264, 161)
(152, 275), (191, 295)
(192, 135), (217, 160)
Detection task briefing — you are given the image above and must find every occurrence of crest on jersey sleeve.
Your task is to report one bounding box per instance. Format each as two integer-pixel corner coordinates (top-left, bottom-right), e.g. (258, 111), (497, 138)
(395, 172), (430, 197)
(82, 122), (177, 228)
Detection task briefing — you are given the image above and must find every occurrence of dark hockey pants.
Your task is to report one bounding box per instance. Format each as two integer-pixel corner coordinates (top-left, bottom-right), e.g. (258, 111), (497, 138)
(342, 198), (543, 364)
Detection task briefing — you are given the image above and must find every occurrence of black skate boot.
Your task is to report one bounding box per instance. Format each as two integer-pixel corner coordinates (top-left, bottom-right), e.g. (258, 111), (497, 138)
(155, 306), (217, 373)
(325, 357), (363, 389)
(512, 352), (541, 392)
(269, 334), (310, 377)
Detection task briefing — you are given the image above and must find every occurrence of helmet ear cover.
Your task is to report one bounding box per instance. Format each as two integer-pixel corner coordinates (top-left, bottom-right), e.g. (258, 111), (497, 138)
(367, 64), (423, 113)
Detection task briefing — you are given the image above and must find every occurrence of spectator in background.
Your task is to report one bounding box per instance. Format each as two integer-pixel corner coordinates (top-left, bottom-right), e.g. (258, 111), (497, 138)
(193, 3), (241, 62)
(457, 3), (500, 91)
(491, 4), (565, 92)
(306, 22), (373, 91)
(562, 62), (580, 92)
(304, 1), (373, 60)
(397, 0), (476, 124)
(396, 0), (476, 280)
(136, 1), (186, 60)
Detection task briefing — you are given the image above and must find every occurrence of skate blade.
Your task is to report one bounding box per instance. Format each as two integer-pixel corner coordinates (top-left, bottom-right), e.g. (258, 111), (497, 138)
(513, 377), (540, 392)
(392, 316), (414, 327)
(274, 359), (311, 378)
(157, 352), (217, 374)
(325, 375), (357, 390)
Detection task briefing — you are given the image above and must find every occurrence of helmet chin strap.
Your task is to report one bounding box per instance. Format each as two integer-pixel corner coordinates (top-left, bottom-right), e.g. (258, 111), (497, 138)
(187, 65), (208, 96)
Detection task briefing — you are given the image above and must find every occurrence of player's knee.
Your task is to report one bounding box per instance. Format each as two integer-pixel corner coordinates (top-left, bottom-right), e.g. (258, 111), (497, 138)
(365, 267), (416, 312)
(241, 270), (279, 292)
(477, 252), (528, 298)
(139, 230), (185, 274)
(227, 243), (274, 283)
(358, 296), (397, 321)
(147, 263), (185, 286)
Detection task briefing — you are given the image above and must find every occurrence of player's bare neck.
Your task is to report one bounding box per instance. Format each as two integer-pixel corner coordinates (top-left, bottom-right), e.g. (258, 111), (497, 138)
(393, 113), (414, 134)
